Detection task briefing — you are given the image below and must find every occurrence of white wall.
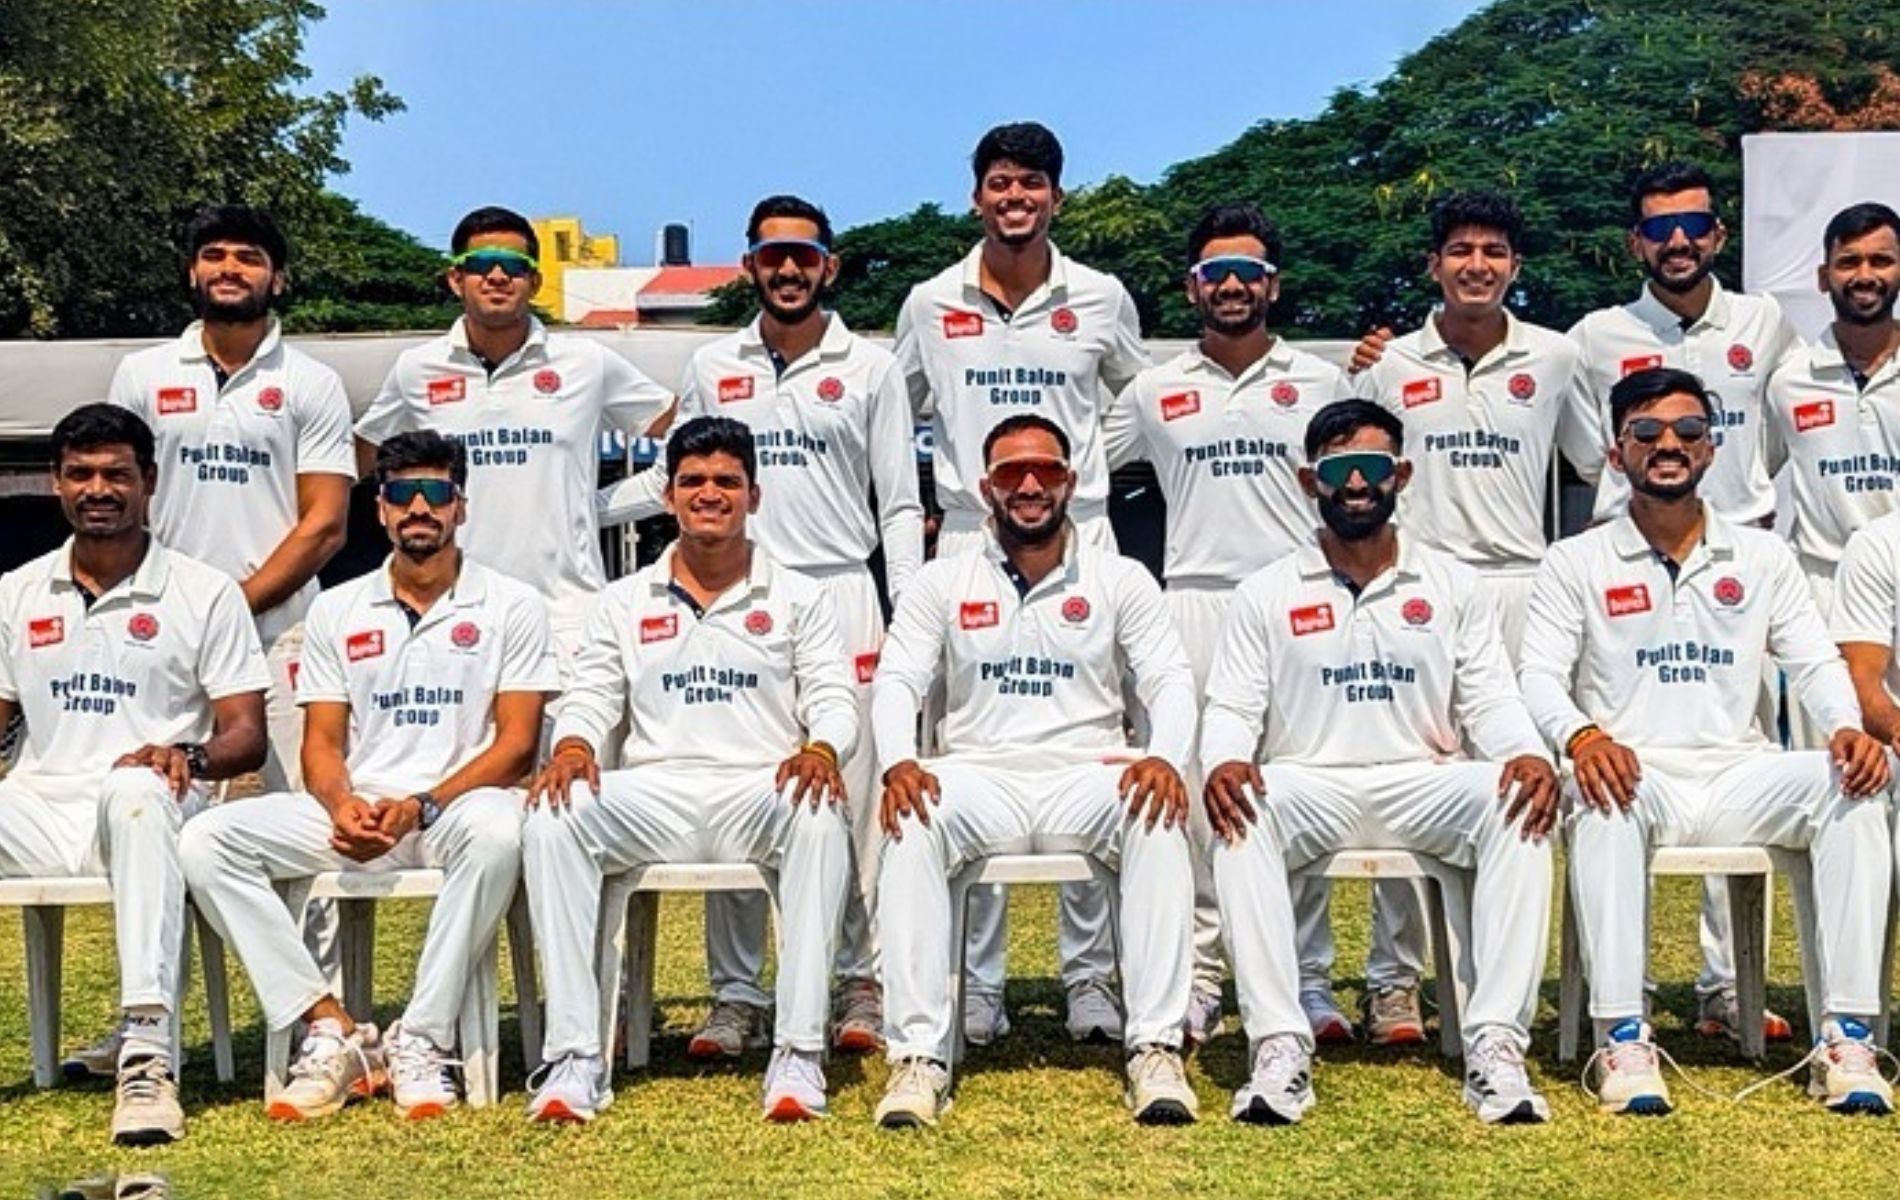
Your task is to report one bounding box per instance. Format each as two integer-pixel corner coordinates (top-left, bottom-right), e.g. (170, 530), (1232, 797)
(1742, 131), (1900, 340)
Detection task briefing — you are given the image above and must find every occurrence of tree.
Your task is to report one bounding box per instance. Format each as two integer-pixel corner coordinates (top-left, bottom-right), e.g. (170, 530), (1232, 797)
(278, 192), (460, 333)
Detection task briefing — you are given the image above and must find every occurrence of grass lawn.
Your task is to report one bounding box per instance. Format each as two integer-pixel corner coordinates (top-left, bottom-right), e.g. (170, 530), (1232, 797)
(1, 871), (1893, 1199)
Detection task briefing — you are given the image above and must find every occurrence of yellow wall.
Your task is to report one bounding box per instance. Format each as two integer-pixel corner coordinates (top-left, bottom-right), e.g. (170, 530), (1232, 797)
(530, 217), (620, 322)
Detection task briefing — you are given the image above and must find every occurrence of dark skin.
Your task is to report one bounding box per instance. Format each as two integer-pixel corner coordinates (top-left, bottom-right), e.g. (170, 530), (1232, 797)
(1187, 233), (1278, 378)
(974, 158), (1061, 312)
(1348, 222), (1521, 372)
(879, 426), (1187, 841)
(750, 215), (839, 365)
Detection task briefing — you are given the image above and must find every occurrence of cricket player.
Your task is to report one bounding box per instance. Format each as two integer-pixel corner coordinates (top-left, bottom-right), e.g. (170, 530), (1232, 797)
(1202, 398), (1559, 1128)
(894, 121), (1148, 1043)
(599, 195), (923, 1058)
(0, 405), (269, 1145)
(181, 431), (557, 1121)
(870, 413), (1198, 1129)
(1520, 366), (1893, 1116)
(522, 416), (857, 1124)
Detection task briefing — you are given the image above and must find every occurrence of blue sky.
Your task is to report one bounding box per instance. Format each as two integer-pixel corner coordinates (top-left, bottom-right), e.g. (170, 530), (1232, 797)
(305, 1), (1490, 261)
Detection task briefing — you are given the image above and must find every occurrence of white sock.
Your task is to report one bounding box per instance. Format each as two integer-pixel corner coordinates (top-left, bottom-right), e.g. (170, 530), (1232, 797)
(119, 1005), (174, 1069)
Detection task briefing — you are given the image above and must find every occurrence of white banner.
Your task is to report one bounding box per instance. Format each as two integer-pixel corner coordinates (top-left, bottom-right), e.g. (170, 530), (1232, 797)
(1742, 131), (1900, 340)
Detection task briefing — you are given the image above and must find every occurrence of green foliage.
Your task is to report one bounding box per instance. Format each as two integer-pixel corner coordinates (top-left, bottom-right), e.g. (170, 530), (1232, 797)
(277, 192), (460, 334)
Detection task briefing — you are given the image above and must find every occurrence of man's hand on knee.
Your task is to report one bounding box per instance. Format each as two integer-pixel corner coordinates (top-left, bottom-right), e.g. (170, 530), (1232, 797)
(529, 738), (598, 811)
(777, 741), (845, 812)
(1498, 754), (1559, 840)
(1570, 732), (1641, 813)
(1119, 757), (1186, 832)
(113, 744), (193, 800)
(1829, 727), (1891, 797)
(878, 760), (940, 840)
(1203, 760), (1262, 844)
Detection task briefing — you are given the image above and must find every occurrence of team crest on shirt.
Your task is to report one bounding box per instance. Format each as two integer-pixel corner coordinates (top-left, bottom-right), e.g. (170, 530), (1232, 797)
(717, 376), (754, 403)
(1289, 603), (1335, 636)
(534, 369), (562, 395)
(1401, 378), (1442, 408)
(27, 616), (63, 648)
(1159, 391), (1201, 421)
(346, 630), (386, 661)
(1727, 343), (1754, 373)
(959, 601), (999, 630)
(640, 614), (678, 643)
(744, 609), (773, 636)
(1507, 373), (1537, 404)
(126, 613), (159, 642)
(816, 377), (845, 402)
(942, 311), (985, 339)
(1713, 576), (1745, 607)
(256, 386), (285, 413)
(854, 651), (880, 684)
(1619, 355), (1663, 378)
(1604, 584), (1652, 617)
(156, 387), (197, 415)
(1401, 597), (1433, 627)
(1793, 400), (1835, 432)
(1271, 381), (1300, 407)
(1050, 307), (1078, 335)
(1061, 595), (1091, 624)
(426, 377), (466, 406)
(451, 621), (481, 649)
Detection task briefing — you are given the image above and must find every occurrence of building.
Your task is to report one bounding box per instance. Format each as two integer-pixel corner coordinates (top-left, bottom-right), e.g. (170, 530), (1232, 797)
(529, 216), (621, 323)
(531, 216), (743, 327)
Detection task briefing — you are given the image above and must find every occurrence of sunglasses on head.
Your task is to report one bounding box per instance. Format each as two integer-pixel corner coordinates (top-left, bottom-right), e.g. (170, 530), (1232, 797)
(1621, 415), (1710, 444)
(1311, 451), (1398, 490)
(1192, 255), (1278, 286)
(450, 247), (539, 278)
(987, 455), (1069, 492)
(381, 478), (460, 508)
(1635, 212), (1717, 243)
(749, 239), (829, 271)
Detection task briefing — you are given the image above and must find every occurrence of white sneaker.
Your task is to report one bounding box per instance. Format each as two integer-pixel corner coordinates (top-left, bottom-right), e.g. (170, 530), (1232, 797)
(526, 1053), (613, 1124)
(1363, 984), (1428, 1047)
(1183, 988), (1224, 1048)
(1125, 1043), (1198, 1125)
(387, 1023), (460, 1121)
(762, 1046), (828, 1122)
(110, 1054), (184, 1146)
(687, 1000), (770, 1061)
(1231, 1033), (1315, 1126)
(830, 978), (884, 1055)
(63, 1028), (124, 1082)
(1807, 1018), (1894, 1115)
(876, 1057), (952, 1129)
(1065, 979), (1124, 1043)
(1587, 1019), (1672, 1116)
(267, 1020), (385, 1122)
(962, 991), (1010, 1046)
(1461, 1030), (1550, 1124)
(1299, 987), (1354, 1044)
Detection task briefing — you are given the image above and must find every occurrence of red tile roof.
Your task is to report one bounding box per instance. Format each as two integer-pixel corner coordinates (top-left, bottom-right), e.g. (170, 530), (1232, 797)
(638, 266), (744, 296)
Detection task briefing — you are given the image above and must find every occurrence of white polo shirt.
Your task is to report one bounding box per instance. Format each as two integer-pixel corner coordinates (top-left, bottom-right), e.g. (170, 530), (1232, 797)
(1519, 511), (1859, 757)
(894, 242), (1149, 527)
(1356, 310), (1599, 568)
(0, 539), (268, 791)
(1200, 537), (1542, 774)
(1569, 280), (1798, 525)
(354, 318), (671, 628)
(597, 313), (925, 597)
(871, 526), (1195, 770)
(1766, 326), (1900, 568)
(295, 556), (559, 799)
(1103, 339), (1352, 584)
(1829, 511), (1900, 700)
(551, 544), (857, 770)
(107, 320), (356, 642)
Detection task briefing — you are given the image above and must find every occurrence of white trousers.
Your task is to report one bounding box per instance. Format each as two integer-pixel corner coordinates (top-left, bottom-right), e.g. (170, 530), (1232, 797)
(261, 622), (305, 792)
(0, 769), (201, 1019)
(1786, 556), (1837, 753)
(878, 758), (1192, 1063)
(1568, 749), (1891, 1021)
(1216, 761), (1551, 1052)
(179, 787), (523, 1049)
(706, 565), (880, 1005)
(523, 762), (849, 1057)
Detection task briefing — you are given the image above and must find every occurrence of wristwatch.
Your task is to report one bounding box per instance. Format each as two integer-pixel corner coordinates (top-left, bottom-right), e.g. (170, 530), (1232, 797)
(171, 742), (211, 779)
(410, 791), (443, 830)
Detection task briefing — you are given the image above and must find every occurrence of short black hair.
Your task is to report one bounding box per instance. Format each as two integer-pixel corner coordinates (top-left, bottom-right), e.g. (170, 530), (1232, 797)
(972, 122), (1064, 188)
(186, 204), (290, 271)
(667, 415), (756, 484)
(1429, 190), (1524, 253)
(982, 413), (1071, 463)
(1303, 399), (1405, 459)
(375, 430), (468, 488)
(1824, 201), (1900, 257)
(1187, 202), (1284, 267)
(746, 195), (834, 248)
(1629, 161), (1717, 223)
(451, 206), (539, 259)
(1609, 366), (1716, 433)
(52, 403), (156, 472)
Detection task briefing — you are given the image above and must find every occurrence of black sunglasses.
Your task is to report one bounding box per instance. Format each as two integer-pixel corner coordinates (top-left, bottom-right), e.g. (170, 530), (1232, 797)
(1622, 415), (1710, 444)
(381, 478), (460, 507)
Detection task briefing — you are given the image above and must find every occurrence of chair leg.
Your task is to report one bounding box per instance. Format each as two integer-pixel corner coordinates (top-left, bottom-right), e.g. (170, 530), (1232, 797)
(194, 906), (236, 1084)
(949, 875), (971, 1082)
(1730, 873), (1769, 1061)
(1774, 851), (1823, 1042)
(1880, 879), (1898, 1048)
(266, 878), (316, 1099)
(505, 887), (543, 1074)
(458, 934), (500, 1108)
(591, 876), (635, 1071)
(1425, 876), (1462, 1059)
(624, 890), (660, 1071)
(338, 898), (376, 1022)
(23, 905), (65, 1089)
(1557, 870), (1586, 1064)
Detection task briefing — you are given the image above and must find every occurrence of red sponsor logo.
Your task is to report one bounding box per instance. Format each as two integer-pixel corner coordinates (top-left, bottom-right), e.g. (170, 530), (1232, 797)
(1159, 390), (1201, 421)
(451, 621), (481, 648)
(426, 377), (467, 406)
(1727, 342), (1754, 372)
(1289, 603), (1335, 636)
(942, 311), (985, 339)
(126, 612), (159, 642)
(1793, 400), (1835, 432)
(716, 376), (755, 403)
(1061, 595), (1091, 623)
(854, 651), (880, 685)
(27, 616), (63, 648)
(1050, 306), (1078, 335)
(1401, 597), (1433, 626)
(816, 376), (845, 402)
(1713, 576), (1745, 606)
(959, 601), (999, 630)
(1271, 381), (1300, 406)
(1604, 584), (1652, 617)
(640, 614), (679, 644)
(533, 369), (562, 395)
(1619, 355), (1664, 378)
(256, 386), (285, 412)
(1401, 378), (1442, 408)
(1508, 373), (1537, 401)
(744, 609), (773, 636)
(156, 387), (197, 415)
(346, 630), (385, 661)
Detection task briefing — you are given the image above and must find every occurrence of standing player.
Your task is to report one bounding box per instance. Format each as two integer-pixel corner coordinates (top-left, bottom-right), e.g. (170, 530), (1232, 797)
(1100, 202), (1353, 1045)
(894, 121), (1148, 1042)
(181, 431), (557, 1121)
(871, 414), (1197, 1128)
(0, 405), (268, 1145)
(599, 195), (922, 1058)
(1202, 399), (1558, 1127)
(522, 417), (857, 1124)
(1520, 367), (1892, 1116)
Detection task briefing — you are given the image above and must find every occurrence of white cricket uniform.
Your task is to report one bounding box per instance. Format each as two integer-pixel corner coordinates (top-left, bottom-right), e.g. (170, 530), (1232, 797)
(108, 319), (356, 790)
(0, 540), (267, 1046)
(1834, 511), (1900, 699)
(1201, 538), (1553, 1053)
(870, 527), (1194, 1062)
(524, 545), (857, 1057)
(353, 317), (672, 658)
(1519, 514), (1889, 1023)
(597, 312), (925, 1000)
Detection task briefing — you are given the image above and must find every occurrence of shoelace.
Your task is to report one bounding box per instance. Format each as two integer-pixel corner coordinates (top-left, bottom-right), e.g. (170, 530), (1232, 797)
(289, 1028), (375, 1090)
(1733, 1034), (1900, 1103)
(889, 1057), (945, 1099)
(769, 1048), (825, 1091)
(1128, 1045), (1183, 1088)
(526, 1053), (597, 1097)
(1467, 1035), (1533, 1093)
(1368, 988), (1420, 1024)
(116, 1056), (171, 1102)
(1578, 1036), (1727, 1103)
(1252, 1036), (1310, 1094)
(702, 1003), (758, 1040)
(390, 1036), (463, 1089)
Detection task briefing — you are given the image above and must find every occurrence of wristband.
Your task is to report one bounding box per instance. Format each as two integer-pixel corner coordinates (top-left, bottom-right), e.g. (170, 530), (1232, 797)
(801, 741), (838, 768)
(1564, 725), (1606, 758)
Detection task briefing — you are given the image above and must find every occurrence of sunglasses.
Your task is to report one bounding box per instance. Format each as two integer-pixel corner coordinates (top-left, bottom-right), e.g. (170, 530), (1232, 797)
(749, 239), (829, 271)
(1622, 415), (1710, 444)
(381, 478), (460, 508)
(1311, 451), (1398, 489)
(1635, 212), (1717, 243)
(1192, 255), (1278, 286)
(450, 248), (539, 278)
(988, 455), (1070, 492)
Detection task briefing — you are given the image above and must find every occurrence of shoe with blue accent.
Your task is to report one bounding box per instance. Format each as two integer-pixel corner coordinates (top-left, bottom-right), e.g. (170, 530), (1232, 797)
(1807, 1018), (1894, 1116)
(1586, 1019), (1671, 1116)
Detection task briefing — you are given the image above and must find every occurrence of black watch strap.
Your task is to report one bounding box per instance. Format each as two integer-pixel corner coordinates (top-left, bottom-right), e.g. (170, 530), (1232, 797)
(411, 791), (443, 830)
(171, 742), (211, 779)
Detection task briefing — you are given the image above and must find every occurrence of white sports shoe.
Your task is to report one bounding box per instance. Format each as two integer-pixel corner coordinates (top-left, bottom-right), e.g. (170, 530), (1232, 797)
(387, 1023), (460, 1121)
(1125, 1043), (1198, 1125)
(63, 1028), (125, 1081)
(1461, 1029), (1550, 1124)
(962, 991), (1010, 1046)
(1065, 979), (1124, 1043)
(526, 1053), (613, 1124)
(110, 1054), (185, 1146)
(1231, 1034), (1315, 1125)
(1807, 1018), (1894, 1115)
(1183, 988), (1224, 1048)
(1587, 1019), (1672, 1116)
(267, 1020), (385, 1122)
(1299, 987), (1354, 1044)
(876, 1057), (952, 1129)
(762, 1046), (829, 1122)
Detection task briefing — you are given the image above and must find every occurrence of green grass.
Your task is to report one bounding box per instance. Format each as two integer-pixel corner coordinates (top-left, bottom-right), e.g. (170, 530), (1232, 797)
(2, 874), (1893, 1200)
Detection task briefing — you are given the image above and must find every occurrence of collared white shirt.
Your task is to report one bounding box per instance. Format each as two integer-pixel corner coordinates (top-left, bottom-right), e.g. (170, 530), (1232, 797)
(894, 242), (1149, 524)
(354, 317), (671, 627)
(1103, 339), (1352, 584)
(1829, 510), (1900, 701)
(0, 539), (268, 788)
(1569, 279), (1798, 524)
(1520, 511), (1859, 756)
(107, 319), (355, 641)
(871, 525), (1195, 769)
(295, 556), (558, 799)
(551, 543), (857, 769)
(1356, 309), (1598, 568)
(1200, 537), (1542, 774)
(597, 313), (924, 597)
(1767, 325), (1900, 566)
